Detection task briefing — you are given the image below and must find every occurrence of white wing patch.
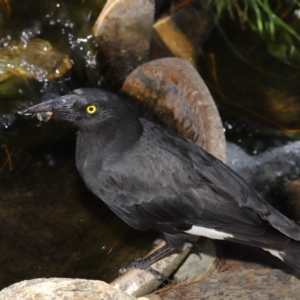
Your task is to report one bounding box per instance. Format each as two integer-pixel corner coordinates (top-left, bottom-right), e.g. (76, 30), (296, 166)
(185, 226), (234, 240)
(263, 248), (284, 261)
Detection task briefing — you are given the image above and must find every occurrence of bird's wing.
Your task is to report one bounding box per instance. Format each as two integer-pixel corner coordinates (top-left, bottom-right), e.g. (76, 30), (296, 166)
(101, 120), (300, 241)
(153, 123), (300, 241)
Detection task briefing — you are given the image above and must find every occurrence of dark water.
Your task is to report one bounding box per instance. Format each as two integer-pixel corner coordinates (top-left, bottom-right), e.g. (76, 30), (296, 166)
(0, 0), (156, 289)
(1, 0), (300, 290)
(198, 18), (300, 222)
(199, 19), (300, 154)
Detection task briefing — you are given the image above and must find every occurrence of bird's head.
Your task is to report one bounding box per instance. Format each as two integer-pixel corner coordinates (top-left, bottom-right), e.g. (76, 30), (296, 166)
(19, 88), (133, 130)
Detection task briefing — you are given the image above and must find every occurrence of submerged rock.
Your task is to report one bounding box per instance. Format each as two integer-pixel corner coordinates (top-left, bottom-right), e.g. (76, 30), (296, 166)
(0, 38), (72, 82)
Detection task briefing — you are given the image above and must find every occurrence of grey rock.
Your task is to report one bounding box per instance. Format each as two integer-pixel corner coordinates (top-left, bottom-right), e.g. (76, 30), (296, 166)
(159, 267), (300, 300)
(227, 141), (300, 185)
(0, 278), (136, 300)
(173, 239), (216, 283)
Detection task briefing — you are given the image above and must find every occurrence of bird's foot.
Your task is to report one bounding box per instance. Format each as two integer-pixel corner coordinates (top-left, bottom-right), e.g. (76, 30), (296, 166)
(119, 257), (145, 273)
(119, 257), (169, 280)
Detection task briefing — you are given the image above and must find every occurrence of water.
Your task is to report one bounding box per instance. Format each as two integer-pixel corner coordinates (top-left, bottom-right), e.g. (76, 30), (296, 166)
(1, 0), (300, 290)
(0, 0), (156, 289)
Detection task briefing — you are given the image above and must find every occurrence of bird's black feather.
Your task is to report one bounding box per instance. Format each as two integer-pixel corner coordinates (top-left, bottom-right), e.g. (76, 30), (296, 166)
(21, 88), (300, 272)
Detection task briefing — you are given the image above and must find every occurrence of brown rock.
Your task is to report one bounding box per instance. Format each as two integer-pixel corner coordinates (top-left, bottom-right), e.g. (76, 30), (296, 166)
(93, 0), (155, 89)
(153, 3), (213, 66)
(122, 57), (226, 162)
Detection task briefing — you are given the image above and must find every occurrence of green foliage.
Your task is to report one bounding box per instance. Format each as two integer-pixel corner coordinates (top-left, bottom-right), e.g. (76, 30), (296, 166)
(207, 0), (300, 65)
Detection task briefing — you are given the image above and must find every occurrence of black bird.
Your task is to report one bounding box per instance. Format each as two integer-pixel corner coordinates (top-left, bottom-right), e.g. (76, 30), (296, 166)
(21, 88), (300, 274)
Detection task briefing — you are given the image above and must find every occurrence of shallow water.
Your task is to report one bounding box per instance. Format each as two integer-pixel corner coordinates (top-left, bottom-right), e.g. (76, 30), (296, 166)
(1, 0), (300, 290)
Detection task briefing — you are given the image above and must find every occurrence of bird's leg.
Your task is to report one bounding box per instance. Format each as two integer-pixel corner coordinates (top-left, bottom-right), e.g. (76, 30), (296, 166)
(119, 244), (177, 280)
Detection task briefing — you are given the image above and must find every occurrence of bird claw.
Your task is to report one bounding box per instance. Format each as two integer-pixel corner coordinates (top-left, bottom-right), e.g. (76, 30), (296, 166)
(119, 257), (169, 280)
(119, 257), (144, 275)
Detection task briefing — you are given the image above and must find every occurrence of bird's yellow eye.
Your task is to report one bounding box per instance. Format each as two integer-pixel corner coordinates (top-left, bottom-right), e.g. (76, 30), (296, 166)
(86, 105), (97, 114)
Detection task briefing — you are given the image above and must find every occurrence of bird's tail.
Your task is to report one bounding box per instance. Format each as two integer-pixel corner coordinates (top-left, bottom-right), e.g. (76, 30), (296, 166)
(276, 248), (300, 271)
(232, 226), (300, 272)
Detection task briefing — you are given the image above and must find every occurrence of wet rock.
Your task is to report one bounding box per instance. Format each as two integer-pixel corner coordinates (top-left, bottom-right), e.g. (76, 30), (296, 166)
(0, 39), (72, 82)
(93, 0), (155, 89)
(122, 57), (226, 162)
(153, 2), (213, 65)
(227, 141), (300, 188)
(226, 142), (256, 177)
(0, 278), (136, 300)
(227, 141), (300, 217)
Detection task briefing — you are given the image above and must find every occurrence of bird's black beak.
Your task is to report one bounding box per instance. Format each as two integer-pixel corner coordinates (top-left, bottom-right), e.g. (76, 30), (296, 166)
(19, 94), (79, 122)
